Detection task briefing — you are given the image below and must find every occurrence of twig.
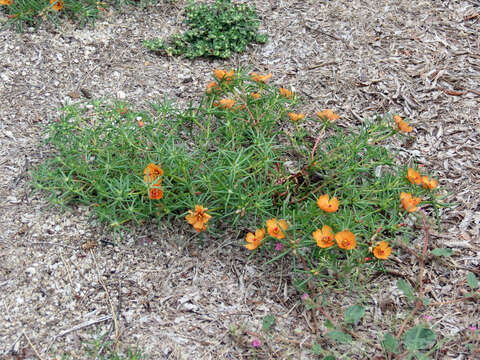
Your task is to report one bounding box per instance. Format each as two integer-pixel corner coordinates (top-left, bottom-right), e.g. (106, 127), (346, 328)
(45, 315), (112, 354)
(23, 331), (44, 360)
(57, 315), (112, 338)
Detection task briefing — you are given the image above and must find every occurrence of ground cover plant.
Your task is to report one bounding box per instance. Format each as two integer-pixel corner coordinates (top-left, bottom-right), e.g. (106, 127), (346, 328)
(142, 0), (268, 58)
(0, 0), (158, 31)
(34, 69), (444, 285)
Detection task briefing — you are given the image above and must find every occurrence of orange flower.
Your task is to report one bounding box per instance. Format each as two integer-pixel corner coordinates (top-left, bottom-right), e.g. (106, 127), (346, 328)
(186, 205), (212, 232)
(313, 225), (335, 248)
(214, 69), (235, 83)
(279, 87), (293, 98)
(335, 230), (356, 250)
(316, 194), (339, 213)
(215, 98), (235, 109)
(149, 183), (164, 200)
(373, 241), (392, 260)
(250, 92), (261, 99)
(266, 218), (288, 239)
(316, 109), (339, 122)
(251, 72), (272, 83)
(407, 168), (422, 185)
(395, 116), (413, 133)
(144, 163), (164, 184)
(421, 176), (438, 190)
(0, 0), (12, 5)
(206, 81), (220, 94)
(245, 228), (266, 250)
(400, 192), (421, 212)
(288, 112), (305, 122)
(50, 0), (64, 11)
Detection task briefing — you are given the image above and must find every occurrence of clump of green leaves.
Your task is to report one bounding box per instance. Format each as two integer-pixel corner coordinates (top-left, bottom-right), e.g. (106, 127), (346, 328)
(143, 0), (268, 59)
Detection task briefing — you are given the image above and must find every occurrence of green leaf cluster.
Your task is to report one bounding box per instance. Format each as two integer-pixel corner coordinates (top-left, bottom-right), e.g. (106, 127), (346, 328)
(142, 0), (268, 59)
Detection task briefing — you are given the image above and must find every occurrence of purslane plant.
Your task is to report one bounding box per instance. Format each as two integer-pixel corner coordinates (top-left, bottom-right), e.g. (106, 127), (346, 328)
(0, 0), (159, 31)
(33, 69), (442, 281)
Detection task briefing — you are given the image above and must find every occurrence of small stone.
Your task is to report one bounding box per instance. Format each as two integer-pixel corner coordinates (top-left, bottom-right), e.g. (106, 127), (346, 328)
(117, 90), (126, 99)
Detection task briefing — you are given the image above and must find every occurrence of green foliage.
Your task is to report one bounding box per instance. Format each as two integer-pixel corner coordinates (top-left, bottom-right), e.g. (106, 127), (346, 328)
(430, 248), (452, 257)
(382, 333), (399, 354)
(397, 279), (415, 302)
(402, 326), (436, 351)
(326, 330), (352, 343)
(142, 0), (268, 59)
(343, 305), (365, 325)
(33, 69), (441, 282)
(0, 0), (159, 32)
(467, 271), (478, 289)
(262, 314), (275, 332)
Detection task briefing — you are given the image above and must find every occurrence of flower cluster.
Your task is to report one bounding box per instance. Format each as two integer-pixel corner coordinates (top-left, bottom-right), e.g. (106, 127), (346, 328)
(394, 115), (413, 133)
(144, 163), (164, 200)
(0, 0), (12, 6)
(245, 218), (288, 250)
(407, 168), (438, 190)
(186, 205), (211, 232)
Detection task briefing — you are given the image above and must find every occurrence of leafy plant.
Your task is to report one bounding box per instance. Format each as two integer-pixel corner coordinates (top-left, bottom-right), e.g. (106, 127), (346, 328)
(0, 0), (159, 32)
(142, 0), (268, 59)
(33, 68), (442, 283)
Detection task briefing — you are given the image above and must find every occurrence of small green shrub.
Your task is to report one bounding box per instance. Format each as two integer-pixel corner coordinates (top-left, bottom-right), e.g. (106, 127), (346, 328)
(143, 0), (268, 59)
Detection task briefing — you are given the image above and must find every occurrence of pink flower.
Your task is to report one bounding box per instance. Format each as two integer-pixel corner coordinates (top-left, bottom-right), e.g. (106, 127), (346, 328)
(469, 326), (478, 331)
(252, 338), (261, 347)
(275, 243), (283, 251)
(302, 293), (309, 300)
(423, 315), (432, 321)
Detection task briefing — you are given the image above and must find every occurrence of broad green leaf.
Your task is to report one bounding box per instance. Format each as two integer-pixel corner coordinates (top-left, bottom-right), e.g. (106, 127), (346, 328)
(431, 248), (452, 257)
(467, 272), (479, 289)
(403, 326), (436, 350)
(397, 279), (415, 301)
(262, 314), (275, 332)
(323, 356), (335, 360)
(382, 332), (399, 354)
(310, 343), (323, 355)
(326, 330), (352, 343)
(344, 305), (365, 325)
(325, 319), (335, 329)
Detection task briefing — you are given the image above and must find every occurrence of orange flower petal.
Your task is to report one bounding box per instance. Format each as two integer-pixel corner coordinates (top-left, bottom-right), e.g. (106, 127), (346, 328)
(313, 225), (334, 248)
(144, 163), (164, 183)
(288, 112), (305, 122)
(373, 241), (392, 259)
(335, 230), (356, 250)
(49, 0), (64, 11)
(316, 194), (339, 213)
(407, 168), (422, 185)
(316, 109), (339, 122)
(279, 87), (293, 98)
(266, 218), (287, 239)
